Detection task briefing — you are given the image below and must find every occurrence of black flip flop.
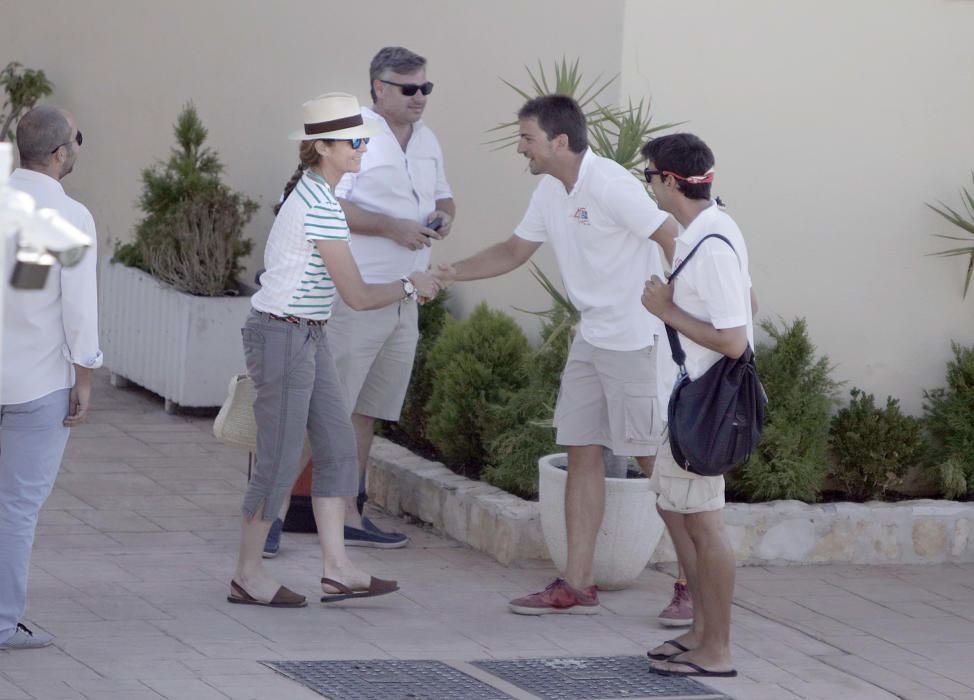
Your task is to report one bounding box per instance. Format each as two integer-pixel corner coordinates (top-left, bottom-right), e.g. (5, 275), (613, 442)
(320, 576), (399, 603)
(647, 639), (690, 661)
(650, 660), (737, 678)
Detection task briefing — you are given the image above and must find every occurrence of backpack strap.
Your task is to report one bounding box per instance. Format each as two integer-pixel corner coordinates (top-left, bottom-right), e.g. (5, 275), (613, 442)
(664, 234), (737, 369)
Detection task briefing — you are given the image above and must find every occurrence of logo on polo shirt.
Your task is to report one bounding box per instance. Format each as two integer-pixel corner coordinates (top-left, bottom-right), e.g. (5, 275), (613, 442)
(572, 207), (590, 225)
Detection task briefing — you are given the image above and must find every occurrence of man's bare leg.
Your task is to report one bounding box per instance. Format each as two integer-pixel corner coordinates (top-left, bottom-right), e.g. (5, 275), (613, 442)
(654, 509), (735, 673)
(649, 508), (702, 658)
(564, 444), (605, 589)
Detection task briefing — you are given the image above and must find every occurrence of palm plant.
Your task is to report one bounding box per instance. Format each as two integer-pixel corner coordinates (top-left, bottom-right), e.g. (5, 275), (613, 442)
(927, 172), (974, 298)
(589, 99), (678, 176)
(486, 57), (617, 151)
(488, 57), (682, 179)
(513, 262), (577, 356)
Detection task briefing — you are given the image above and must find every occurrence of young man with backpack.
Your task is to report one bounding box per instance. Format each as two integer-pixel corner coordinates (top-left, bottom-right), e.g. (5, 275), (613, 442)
(640, 133), (756, 678)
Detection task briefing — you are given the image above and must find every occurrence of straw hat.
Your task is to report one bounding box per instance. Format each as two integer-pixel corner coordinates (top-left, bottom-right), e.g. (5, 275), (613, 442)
(289, 92), (379, 141)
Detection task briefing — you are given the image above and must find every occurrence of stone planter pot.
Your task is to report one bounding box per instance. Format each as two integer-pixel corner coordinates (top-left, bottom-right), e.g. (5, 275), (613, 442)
(538, 453), (664, 590)
(99, 260), (252, 411)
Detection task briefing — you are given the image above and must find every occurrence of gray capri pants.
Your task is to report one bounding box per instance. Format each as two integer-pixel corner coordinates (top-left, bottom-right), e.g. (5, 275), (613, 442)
(240, 309), (359, 520)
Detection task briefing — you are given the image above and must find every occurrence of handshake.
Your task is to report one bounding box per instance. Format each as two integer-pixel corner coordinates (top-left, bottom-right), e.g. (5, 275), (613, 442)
(408, 263), (458, 304)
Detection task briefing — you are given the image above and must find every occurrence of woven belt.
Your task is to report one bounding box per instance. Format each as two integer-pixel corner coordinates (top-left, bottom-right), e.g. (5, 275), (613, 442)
(267, 313), (327, 327)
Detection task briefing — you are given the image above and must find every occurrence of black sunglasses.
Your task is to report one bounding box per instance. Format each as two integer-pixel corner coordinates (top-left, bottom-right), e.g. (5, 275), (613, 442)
(324, 137), (370, 149)
(643, 168), (664, 184)
(50, 130), (83, 154)
(379, 79), (434, 97)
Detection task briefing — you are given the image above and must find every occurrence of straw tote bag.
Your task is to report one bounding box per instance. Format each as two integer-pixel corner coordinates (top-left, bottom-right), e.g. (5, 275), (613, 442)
(213, 374), (257, 452)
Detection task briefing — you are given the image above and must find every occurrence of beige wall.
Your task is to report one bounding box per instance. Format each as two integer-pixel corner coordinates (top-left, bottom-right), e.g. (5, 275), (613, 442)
(3, 0), (973, 414)
(0, 0), (626, 336)
(622, 0), (974, 413)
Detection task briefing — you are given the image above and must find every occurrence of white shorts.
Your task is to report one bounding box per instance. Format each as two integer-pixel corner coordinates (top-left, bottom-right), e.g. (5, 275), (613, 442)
(649, 435), (725, 514)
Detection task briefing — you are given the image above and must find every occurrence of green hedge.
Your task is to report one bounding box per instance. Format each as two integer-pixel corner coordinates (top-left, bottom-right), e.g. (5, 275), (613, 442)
(731, 318), (840, 503)
(424, 303), (530, 475)
(829, 388), (926, 501)
(924, 342), (974, 499)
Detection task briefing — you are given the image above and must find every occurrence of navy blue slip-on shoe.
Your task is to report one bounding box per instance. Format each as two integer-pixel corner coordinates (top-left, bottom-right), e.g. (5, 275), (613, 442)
(263, 517), (284, 558)
(362, 516), (409, 542)
(344, 520), (408, 549)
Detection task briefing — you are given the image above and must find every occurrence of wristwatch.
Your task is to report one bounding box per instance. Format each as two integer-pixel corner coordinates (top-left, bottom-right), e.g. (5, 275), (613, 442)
(400, 276), (418, 302)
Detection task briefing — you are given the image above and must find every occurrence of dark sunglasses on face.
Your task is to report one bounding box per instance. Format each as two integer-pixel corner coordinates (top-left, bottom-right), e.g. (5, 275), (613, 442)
(643, 168), (664, 184)
(323, 137), (370, 149)
(379, 79), (434, 97)
(50, 130), (83, 154)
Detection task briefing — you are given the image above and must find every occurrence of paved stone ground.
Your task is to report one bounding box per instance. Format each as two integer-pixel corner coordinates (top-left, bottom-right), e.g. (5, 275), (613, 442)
(1, 369), (972, 700)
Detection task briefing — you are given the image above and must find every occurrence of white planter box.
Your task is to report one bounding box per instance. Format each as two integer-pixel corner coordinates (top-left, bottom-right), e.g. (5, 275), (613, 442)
(99, 260), (251, 410)
(539, 453), (665, 590)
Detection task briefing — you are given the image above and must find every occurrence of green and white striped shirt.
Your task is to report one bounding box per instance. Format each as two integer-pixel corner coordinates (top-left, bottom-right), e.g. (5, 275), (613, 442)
(252, 170), (349, 320)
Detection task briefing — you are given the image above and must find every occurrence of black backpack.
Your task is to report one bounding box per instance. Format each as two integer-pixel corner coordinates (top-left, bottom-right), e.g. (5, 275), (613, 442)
(664, 234), (766, 477)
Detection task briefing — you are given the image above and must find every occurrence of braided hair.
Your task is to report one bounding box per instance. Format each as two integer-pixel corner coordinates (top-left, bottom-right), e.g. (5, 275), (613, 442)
(274, 140), (323, 215)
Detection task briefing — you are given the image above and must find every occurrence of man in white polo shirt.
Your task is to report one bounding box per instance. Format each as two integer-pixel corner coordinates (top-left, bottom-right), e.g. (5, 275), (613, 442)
(436, 94), (677, 615)
(1, 106), (102, 649)
(330, 46), (455, 547)
(642, 133), (754, 679)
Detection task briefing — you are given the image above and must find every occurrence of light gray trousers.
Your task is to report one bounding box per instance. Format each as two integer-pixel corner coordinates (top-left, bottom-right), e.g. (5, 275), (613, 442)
(0, 388), (70, 643)
(241, 310), (359, 521)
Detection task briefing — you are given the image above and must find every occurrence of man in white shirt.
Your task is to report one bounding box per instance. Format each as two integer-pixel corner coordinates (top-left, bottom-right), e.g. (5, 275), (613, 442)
(642, 133), (753, 679)
(435, 95), (678, 615)
(330, 46), (455, 547)
(0, 106), (102, 650)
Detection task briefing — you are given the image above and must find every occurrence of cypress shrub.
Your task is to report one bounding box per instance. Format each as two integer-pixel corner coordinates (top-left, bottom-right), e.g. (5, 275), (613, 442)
(424, 303), (530, 474)
(924, 342), (974, 499)
(481, 305), (571, 498)
(731, 317), (840, 502)
(393, 291), (452, 450)
(829, 388), (925, 501)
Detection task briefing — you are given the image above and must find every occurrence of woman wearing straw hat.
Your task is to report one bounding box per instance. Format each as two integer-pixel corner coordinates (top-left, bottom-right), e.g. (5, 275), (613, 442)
(228, 93), (439, 607)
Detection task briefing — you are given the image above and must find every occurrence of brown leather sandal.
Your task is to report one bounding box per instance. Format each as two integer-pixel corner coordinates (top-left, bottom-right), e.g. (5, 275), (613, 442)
(227, 580), (307, 608)
(320, 576), (399, 603)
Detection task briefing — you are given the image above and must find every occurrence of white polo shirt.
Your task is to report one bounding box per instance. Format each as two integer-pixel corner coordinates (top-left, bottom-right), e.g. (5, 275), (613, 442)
(514, 149), (669, 351)
(335, 106), (452, 284)
(2, 168), (102, 405)
(670, 203), (753, 382)
(252, 171), (348, 320)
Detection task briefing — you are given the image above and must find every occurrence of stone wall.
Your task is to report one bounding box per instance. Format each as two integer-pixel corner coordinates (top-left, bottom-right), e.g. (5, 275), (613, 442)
(369, 438), (974, 567)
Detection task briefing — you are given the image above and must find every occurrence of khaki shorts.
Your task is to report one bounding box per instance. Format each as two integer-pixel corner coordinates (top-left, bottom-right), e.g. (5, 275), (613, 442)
(649, 435), (725, 513)
(326, 296), (419, 422)
(553, 335), (663, 457)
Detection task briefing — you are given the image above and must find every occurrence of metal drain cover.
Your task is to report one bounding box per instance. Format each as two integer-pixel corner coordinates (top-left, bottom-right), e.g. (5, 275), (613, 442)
(263, 659), (509, 699)
(472, 655), (730, 699)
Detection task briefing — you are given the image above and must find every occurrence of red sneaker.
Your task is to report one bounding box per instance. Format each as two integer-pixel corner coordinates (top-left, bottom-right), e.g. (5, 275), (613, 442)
(657, 581), (693, 627)
(509, 578), (600, 615)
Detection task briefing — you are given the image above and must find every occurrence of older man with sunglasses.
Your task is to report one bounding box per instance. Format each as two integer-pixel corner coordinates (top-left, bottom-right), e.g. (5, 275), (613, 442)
(322, 46), (455, 547)
(1, 106), (101, 649)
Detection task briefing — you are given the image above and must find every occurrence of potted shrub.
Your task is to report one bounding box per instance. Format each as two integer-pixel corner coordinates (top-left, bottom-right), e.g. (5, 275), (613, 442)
(101, 103), (257, 411)
(538, 453), (664, 590)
